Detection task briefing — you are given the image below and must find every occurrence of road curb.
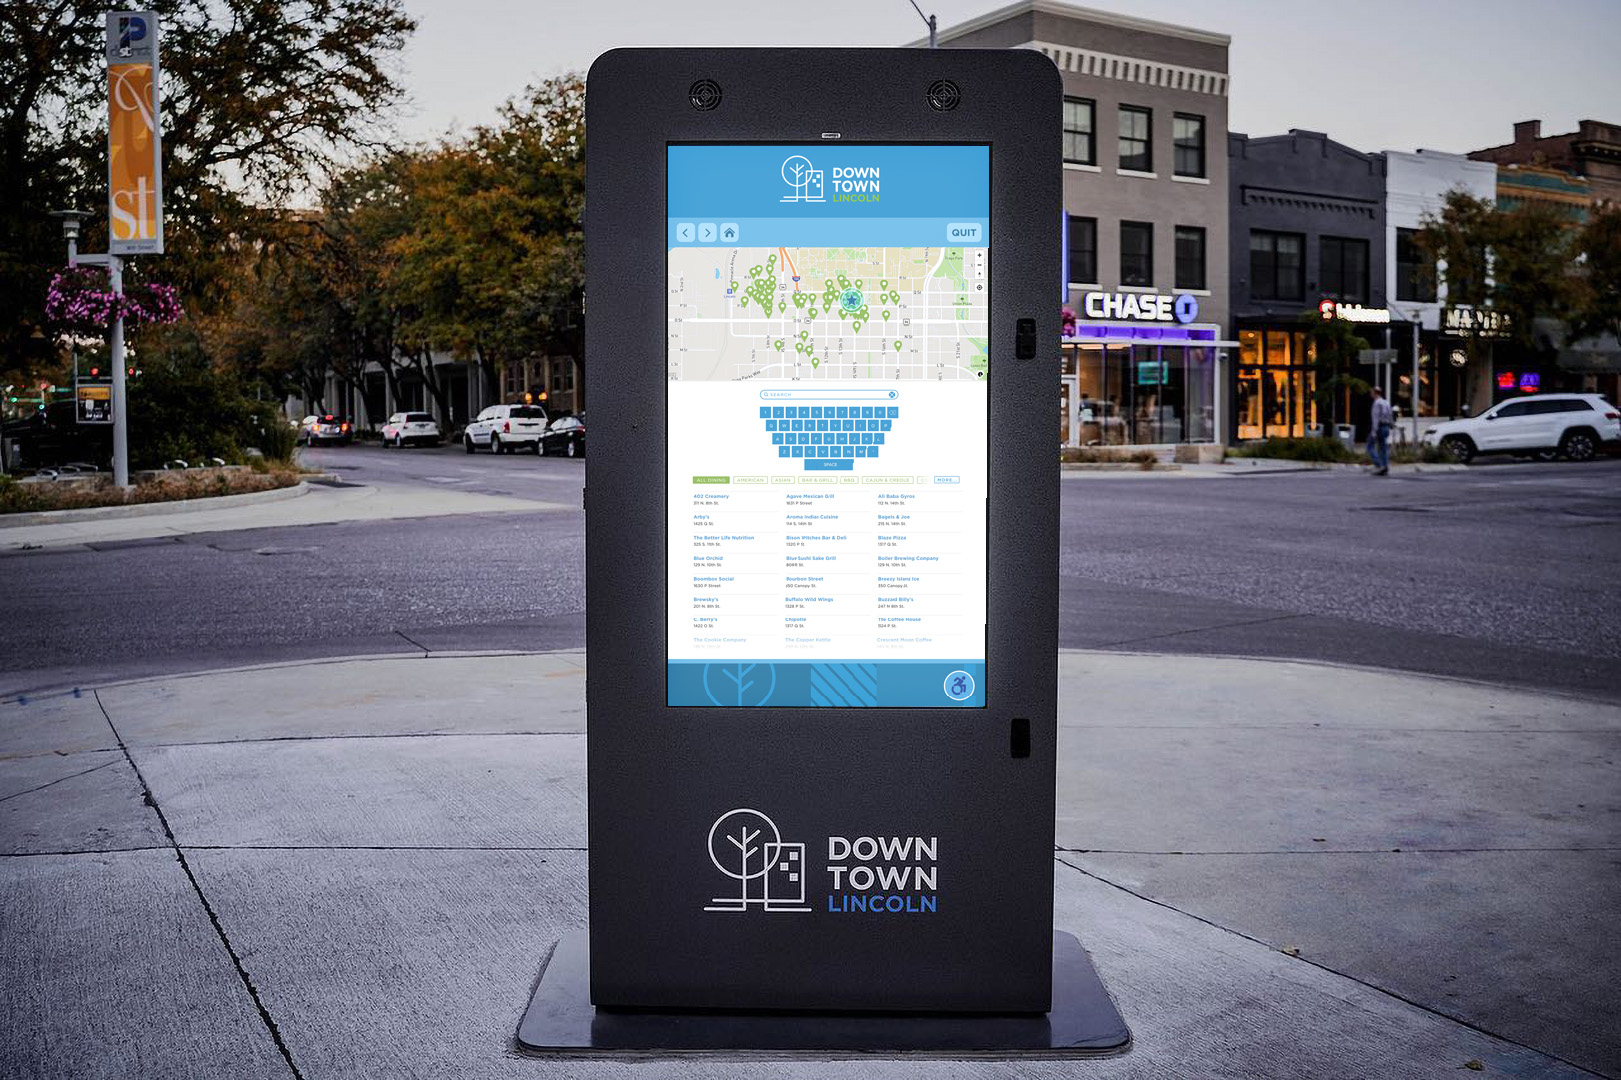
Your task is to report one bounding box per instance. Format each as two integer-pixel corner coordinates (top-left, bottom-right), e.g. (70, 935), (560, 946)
(1060, 462), (1180, 472)
(0, 478), (313, 528)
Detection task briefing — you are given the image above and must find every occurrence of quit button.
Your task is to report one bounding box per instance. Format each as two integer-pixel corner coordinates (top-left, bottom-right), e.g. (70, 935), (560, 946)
(946, 222), (983, 243)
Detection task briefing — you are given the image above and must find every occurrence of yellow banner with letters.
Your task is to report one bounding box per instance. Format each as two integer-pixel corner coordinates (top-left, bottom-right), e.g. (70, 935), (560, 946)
(107, 11), (163, 254)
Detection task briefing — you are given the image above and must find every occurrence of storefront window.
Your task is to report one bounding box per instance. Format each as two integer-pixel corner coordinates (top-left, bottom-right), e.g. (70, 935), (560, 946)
(1062, 97), (1095, 166)
(1118, 105), (1152, 172)
(1064, 341), (1217, 447)
(1236, 328), (1318, 440)
(1320, 236), (1369, 304)
(1120, 221), (1153, 287)
(1250, 231), (1304, 301)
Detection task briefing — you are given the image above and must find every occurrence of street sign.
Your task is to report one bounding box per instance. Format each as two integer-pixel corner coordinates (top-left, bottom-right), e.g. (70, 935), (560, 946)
(76, 382), (113, 424)
(546, 48), (1105, 1047)
(1358, 348), (1398, 365)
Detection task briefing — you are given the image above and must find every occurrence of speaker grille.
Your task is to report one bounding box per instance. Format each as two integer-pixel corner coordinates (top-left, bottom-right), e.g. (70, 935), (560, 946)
(925, 79), (961, 112)
(688, 79), (722, 112)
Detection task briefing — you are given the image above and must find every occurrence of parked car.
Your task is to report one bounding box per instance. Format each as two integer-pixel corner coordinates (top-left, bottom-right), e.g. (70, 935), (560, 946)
(300, 414), (352, 446)
(464, 404), (548, 454)
(381, 411), (440, 448)
(1421, 394), (1620, 464)
(541, 413), (585, 458)
(1, 400), (111, 469)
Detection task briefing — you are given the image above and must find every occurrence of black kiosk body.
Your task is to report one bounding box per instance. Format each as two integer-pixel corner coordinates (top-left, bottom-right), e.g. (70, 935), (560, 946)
(580, 47), (1067, 1019)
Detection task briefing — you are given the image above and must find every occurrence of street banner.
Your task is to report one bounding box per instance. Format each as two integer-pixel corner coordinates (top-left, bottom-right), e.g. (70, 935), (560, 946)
(106, 11), (163, 254)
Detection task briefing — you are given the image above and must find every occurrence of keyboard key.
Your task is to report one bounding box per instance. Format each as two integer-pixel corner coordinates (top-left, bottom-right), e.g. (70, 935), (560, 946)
(818, 419), (829, 431)
(798, 407), (810, 418)
(791, 419), (802, 431)
(880, 419), (892, 431)
(799, 432), (810, 444)
(862, 432), (873, 444)
(843, 419), (854, 431)
(791, 445), (804, 458)
(887, 407), (898, 418)
(818, 446), (830, 458)
(861, 407), (873, 418)
(874, 432), (884, 444)
(836, 407), (848, 418)
(773, 407), (784, 418)
(772, 433), (783, 445)
(855, 445), (867, 458)
(759, 407), (770, 418)
(766, 419), (777, 431)
(811, 406), (822, 418)
(869, 445), (879, 458)
(778, 446), (790, 458)
(855, 419), (866, 431)
(836, 432), (848, 445)
(842, 445), (854, 458)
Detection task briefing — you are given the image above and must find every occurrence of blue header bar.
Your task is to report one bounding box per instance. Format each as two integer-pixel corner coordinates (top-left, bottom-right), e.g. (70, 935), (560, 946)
(668, 217), (985, 248)
(668, 144), (989, 220)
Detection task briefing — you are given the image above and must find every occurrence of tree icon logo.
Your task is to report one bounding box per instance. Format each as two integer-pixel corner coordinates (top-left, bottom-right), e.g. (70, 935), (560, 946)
(703, 808), (811, 913)
(780, 155), (825, 203)
(702, 662), (776, 706)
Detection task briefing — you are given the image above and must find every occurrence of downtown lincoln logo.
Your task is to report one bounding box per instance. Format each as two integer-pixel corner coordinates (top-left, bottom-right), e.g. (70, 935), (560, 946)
(703, 808), (941, 916)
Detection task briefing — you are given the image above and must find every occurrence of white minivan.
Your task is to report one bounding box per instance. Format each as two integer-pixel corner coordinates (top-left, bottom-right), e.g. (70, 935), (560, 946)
(1421, 393), (1620, 463)
(464, 404), (549, 454)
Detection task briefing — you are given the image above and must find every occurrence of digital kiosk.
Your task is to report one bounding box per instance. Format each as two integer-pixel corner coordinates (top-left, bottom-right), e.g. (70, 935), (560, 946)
(519, 47), (1128, 1054)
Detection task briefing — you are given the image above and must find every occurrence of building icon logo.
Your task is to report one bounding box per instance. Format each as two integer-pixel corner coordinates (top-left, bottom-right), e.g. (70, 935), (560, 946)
(703, 808), (812, 913)
(781, 155), (825, 203)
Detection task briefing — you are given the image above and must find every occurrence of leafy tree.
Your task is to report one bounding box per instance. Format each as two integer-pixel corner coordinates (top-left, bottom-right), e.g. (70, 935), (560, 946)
(1300, 309), (1371, 432)
(1417, 189), (1583, 406)
(0, 0), (416, 371)
(1572, 204), (1621, 345)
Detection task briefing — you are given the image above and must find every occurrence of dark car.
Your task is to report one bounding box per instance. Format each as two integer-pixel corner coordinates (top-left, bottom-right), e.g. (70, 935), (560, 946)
(1, 401), (112, 470)
(541, 413), (585, 458)
(300, 414), (353, 446)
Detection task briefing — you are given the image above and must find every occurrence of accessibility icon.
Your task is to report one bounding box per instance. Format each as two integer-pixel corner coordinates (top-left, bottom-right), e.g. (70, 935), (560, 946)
(943, 669), (975, 702)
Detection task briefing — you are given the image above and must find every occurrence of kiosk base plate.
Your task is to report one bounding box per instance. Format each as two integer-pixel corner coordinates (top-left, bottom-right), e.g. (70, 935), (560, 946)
(515, 930), (1130, 1056)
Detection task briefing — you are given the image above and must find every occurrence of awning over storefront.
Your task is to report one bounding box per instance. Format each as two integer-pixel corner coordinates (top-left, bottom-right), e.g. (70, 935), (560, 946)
(1063, 321), (1239, 348)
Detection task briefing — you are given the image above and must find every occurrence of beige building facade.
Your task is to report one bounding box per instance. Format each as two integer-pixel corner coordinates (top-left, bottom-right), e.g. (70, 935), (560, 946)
(929, 0), (1233, 446)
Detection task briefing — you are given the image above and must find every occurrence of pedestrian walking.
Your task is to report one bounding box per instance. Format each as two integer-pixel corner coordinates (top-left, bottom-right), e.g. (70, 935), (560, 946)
(1367, 387), (1394, 476)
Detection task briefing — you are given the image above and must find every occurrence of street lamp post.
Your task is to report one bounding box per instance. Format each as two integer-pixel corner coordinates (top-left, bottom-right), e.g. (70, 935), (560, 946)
(907, 0), (937, 47)
(50, 208), (130, 488)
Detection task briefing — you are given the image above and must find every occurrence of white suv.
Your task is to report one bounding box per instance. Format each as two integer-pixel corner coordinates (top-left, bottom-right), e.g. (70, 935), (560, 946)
(464, 404), (548, 454)
(1421, 393), (1620, 464)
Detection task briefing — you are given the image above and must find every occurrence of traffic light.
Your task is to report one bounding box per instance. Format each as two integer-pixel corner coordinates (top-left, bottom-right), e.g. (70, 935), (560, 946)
(89, 366), (100, 377)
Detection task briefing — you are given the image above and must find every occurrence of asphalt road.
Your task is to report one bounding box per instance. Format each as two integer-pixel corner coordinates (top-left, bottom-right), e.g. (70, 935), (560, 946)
(3, 442), (1619, 700)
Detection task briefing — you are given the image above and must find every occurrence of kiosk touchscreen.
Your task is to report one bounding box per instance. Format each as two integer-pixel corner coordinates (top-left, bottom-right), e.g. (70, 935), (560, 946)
(582, 48), (1064, 1016)
(666, 143), (989, 709)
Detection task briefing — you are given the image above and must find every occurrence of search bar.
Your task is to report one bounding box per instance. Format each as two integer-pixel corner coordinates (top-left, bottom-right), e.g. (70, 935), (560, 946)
(759, 389), (899, 401)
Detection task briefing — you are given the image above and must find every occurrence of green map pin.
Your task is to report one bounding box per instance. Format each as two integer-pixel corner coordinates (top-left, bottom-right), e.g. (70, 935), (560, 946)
(740, 295), (749, 306)
(853, 321), (862, 331)
(775, 339), (784, 350)
(779, 302), (786, 312)
(799, 330), (808, 339)
(811, 357), (819, 368)
(894, 340), (902, 351)
(880, 279), (888, 289)
(882, 310), (891, 320)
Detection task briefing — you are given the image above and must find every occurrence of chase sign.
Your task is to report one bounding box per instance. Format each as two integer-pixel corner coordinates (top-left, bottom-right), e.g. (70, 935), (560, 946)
(1081, 290), (1198, 324)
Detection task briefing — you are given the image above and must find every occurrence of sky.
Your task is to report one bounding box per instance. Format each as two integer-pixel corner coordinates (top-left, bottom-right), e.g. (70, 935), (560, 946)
(391, 0), (1621, 156)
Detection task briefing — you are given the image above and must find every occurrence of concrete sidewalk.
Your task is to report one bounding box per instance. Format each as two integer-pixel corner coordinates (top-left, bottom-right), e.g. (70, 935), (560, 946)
(2, 651), (1616, 1079)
